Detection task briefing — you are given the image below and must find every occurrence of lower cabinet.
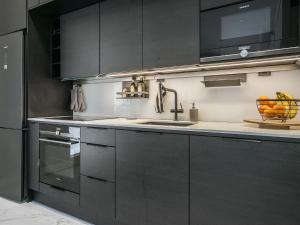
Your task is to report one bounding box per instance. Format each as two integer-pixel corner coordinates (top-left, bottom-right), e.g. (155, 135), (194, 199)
(190, 136), (300, 225)
(116, 130), (189, 225)
(80, 176), (115, 225)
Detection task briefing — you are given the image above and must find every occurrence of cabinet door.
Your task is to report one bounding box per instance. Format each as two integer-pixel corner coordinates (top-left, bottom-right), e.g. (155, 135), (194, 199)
(0, 31), (24, 129)
(81, 143), (115, 182)
(61, 3), (100, 79)
(0, 0), (26, 35)
(100, 0), (142, 74)
(28, 123), (40, 192)
(80, 176), (115, 225)
(28, 0), (39, 9)
(190, 136), (300, 225)
(0, 128), (23, 202)
(116, 130), (189, 225)
(39, 0), (54, 5)
(143, 0), (199, 69)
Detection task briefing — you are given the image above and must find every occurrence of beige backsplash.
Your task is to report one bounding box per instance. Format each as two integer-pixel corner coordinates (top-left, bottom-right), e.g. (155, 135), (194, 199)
(74, 69), (300, 123)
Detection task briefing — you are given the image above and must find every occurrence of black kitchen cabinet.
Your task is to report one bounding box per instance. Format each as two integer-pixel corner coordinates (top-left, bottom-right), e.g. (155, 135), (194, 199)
(28, 0), (55, 10)
(80, 176), (115, 225)
(0, 0), (26, 36)
(100, 0), (142, 74)
(0, 128), (23, 202)
(116, 130), (189, 225)
(143, 0), (199, 69)
(190, 136), (300, 225)
(60, 3), (100, 79)
(28, 0), (39, 9)
(81, 143), (115, 182)
(28, 122), (40, 192)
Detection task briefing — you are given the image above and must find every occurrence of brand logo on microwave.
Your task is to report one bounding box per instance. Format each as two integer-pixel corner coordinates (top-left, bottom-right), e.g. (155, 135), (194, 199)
(240, 4), (250, 9)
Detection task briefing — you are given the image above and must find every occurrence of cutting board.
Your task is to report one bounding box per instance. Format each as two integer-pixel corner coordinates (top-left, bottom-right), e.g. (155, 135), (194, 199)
(244, 119), (300, 130)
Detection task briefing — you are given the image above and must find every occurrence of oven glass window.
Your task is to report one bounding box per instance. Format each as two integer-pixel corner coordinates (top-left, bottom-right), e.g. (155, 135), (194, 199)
(40, 141), (80, 193)
(42, 143), (78, 179)
(221, 7), (271, 40)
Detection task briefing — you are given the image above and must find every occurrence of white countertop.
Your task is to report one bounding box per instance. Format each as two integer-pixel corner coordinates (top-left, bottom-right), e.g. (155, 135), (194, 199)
(28, 117), (300, 140)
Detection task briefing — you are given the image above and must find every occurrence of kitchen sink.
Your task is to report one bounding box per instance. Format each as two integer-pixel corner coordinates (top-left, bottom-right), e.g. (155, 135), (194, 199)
(139, 121), (196, 127)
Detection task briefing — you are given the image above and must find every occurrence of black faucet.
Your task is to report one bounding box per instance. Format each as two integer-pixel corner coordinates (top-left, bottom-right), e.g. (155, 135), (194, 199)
(163, 87), (184, 121)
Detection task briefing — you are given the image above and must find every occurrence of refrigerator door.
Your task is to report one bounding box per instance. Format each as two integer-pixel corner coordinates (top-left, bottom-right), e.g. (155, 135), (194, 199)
(0, 128), (23, 202)
(0, 31), (24, 129)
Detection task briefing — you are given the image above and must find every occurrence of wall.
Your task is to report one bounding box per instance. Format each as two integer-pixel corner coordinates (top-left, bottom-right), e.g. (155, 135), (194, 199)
(75, 68), (300, 123)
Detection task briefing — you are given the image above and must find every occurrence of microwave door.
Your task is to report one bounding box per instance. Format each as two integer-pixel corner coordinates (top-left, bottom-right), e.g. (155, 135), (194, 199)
(201, 0), (283, 58)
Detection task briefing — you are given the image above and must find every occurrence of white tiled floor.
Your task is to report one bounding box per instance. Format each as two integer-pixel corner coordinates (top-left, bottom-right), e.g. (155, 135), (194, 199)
(0, 197), (90, 225)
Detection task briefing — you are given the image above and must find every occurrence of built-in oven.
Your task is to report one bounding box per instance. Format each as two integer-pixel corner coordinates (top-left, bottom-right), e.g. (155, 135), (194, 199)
(200, 0), (300, 62)
(39, 124), (81, 194)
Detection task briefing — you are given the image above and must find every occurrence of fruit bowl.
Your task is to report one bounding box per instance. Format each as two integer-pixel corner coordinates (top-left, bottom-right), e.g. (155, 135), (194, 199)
(257, 93), (300, 122)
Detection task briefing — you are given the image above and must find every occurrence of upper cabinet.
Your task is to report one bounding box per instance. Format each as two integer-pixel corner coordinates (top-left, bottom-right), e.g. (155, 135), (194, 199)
(28, 0), (54, 10)
(28, 0), (40, 9)
(100, 0), (142, 74)
(142, 0), (200, 69)
(60, 3), (100, 79)
(0, 0), (26, 36)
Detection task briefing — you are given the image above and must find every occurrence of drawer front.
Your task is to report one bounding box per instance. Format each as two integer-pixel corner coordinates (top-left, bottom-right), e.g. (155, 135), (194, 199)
(39, 183), (79, 206)
(81, 143), (115, 182)
(81, 127), (115, 146)
(80, 176), (115, 225)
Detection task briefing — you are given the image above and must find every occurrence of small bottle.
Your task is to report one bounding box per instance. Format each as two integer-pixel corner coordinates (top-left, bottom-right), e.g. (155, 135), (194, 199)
(122, 88), (128, 98)
(190, 103), (199, 122)
(137, 77), (145, 97)
(130, 77), (137, 97)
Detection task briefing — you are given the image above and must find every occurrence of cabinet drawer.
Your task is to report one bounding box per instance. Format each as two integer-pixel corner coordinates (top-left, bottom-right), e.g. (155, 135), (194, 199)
(80, 176), (115, 225)
(81, 127), (115, 146)
(81, 143), (115, 182)
(39, 183), (79, 206)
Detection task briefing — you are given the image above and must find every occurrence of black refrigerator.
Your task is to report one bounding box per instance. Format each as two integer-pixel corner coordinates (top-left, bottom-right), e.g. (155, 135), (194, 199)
(0, 31), (25, 202)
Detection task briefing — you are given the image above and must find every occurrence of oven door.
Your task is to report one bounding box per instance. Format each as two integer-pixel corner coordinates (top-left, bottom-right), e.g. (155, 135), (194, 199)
(39, 138), (80, 194)
(201, 0), (300, 61)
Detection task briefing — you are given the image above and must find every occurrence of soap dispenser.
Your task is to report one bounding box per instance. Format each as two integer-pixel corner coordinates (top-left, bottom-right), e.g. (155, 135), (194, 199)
(190, 103), (199, 122)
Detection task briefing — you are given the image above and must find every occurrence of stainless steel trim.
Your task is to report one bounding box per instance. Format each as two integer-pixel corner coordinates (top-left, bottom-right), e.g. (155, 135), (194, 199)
(40, 130), (58, 136)
(200, 47), (300, 63)
(201, 73), (247, 87)
(39, 138), (77, 146)
(40, 131), (78, 140)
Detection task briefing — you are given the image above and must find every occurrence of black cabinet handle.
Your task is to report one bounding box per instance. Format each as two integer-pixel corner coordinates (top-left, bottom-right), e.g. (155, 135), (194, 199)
(50, 185), (66, 192)
(82, 142), (114, 148)
(85, 127), (108, 130)
(86, 176), (109, 183)
(223, 137), (262, 143)
(134, 130), (163, 135)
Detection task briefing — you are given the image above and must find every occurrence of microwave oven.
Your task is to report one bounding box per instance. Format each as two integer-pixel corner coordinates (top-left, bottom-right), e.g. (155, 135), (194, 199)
(200, 0), (300, 63)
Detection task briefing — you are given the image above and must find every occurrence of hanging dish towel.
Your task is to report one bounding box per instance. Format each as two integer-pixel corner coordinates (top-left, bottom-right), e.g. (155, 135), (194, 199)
(70, 85), (87, 112)
(70, 85), (79, 112)
(77, 86), (87, 112)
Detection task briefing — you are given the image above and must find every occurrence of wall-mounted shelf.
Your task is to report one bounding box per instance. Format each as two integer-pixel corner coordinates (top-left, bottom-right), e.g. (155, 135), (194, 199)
(201, 73), (247, 87)
(116, 91), (149, 99)
(116, 79), (149, 99)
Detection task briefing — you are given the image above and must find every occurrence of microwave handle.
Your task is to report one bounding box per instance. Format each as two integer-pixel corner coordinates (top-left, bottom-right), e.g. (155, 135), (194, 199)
(39, 138), (75, 146)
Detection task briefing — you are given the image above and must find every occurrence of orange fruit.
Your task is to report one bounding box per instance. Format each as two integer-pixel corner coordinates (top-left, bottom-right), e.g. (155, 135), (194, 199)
(259, 105), (271, 113)
(258, 96), (270, 106)
(264, 109), (276, 118)
(268, 101), (277, 108)
(273, 105), (288, 117)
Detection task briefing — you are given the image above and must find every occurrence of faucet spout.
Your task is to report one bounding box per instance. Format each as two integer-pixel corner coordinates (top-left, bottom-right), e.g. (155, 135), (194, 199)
(163, 87), (183, 121)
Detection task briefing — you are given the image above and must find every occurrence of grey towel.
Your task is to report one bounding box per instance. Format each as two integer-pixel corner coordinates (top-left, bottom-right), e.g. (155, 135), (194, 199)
(77, 86), (86, 112)
(70, 85), (79, 112)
